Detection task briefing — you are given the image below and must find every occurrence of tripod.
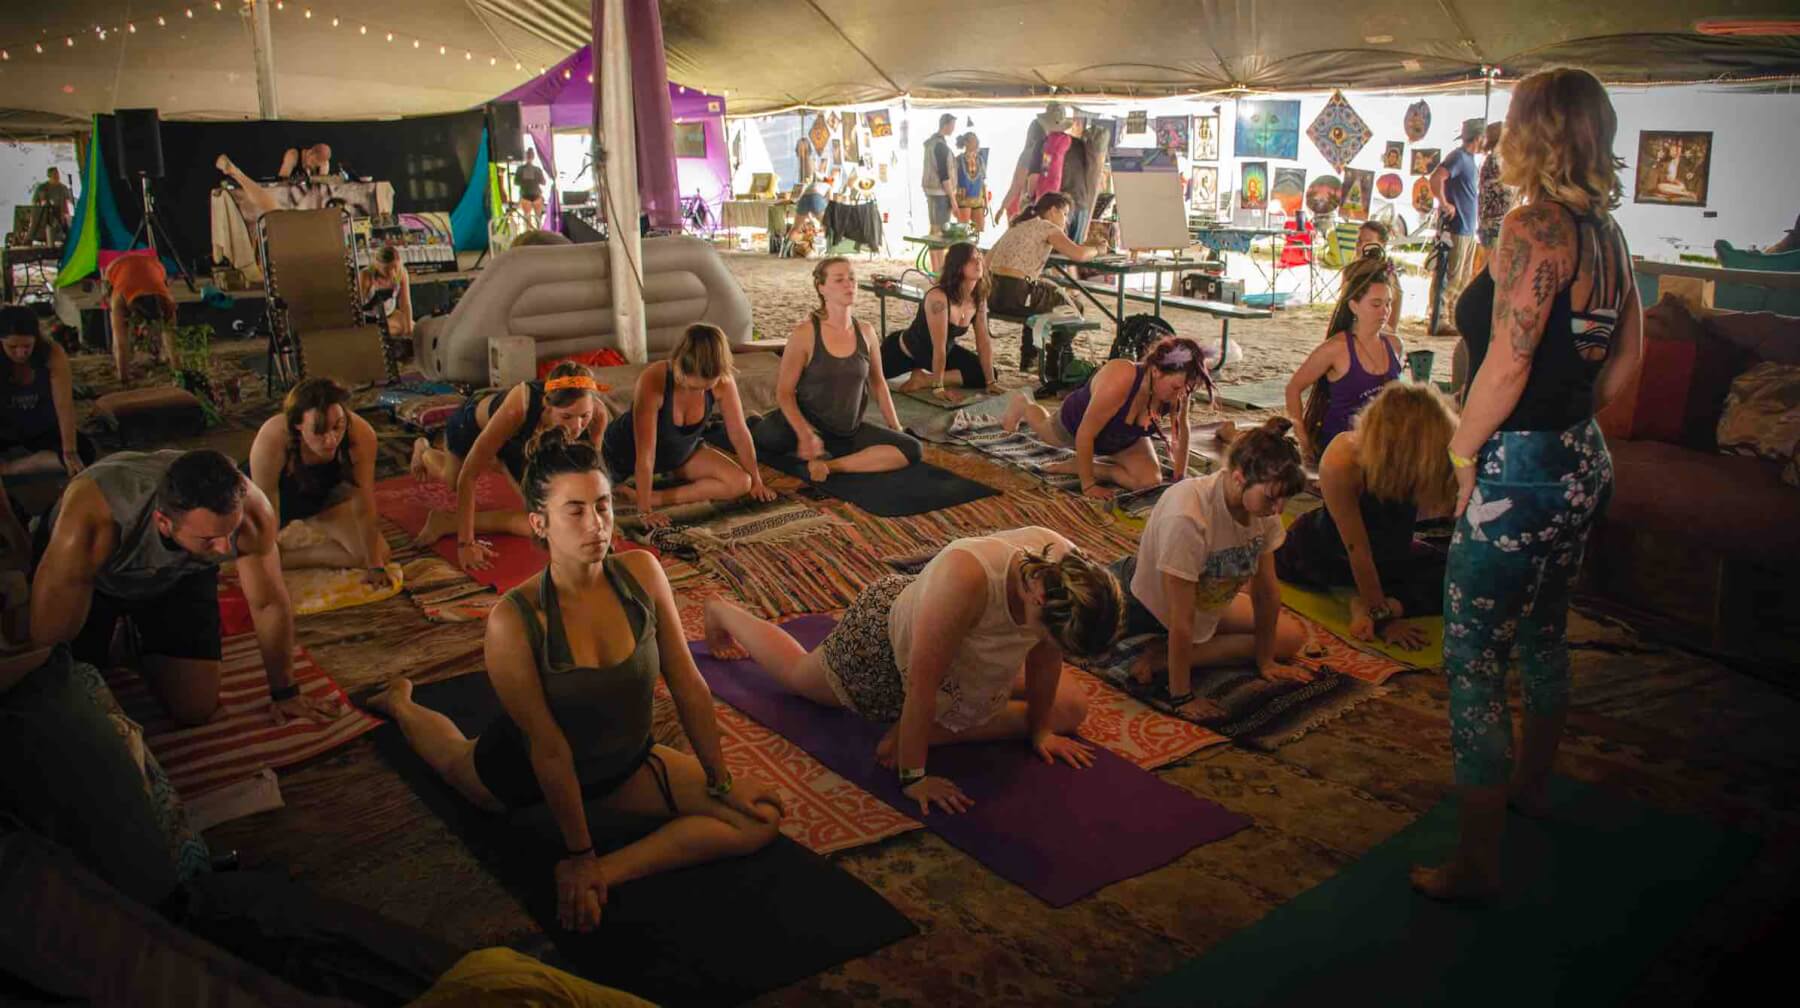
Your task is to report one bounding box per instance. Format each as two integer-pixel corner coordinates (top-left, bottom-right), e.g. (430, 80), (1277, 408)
(127, 174), (198, 292)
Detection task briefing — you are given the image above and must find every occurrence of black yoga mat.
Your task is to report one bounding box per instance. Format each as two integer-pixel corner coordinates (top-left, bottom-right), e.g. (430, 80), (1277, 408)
(370, 674), (917, 1007)
(711, 428), (999, 517)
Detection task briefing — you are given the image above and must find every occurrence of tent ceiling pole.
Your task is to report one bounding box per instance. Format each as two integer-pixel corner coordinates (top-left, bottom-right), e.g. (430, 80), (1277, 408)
(804, 0), (903, 94)
(597, 0), (646, 364)
(248, 0), (280, 119)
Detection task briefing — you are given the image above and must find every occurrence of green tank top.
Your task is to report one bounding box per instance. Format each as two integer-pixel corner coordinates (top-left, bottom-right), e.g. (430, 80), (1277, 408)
(504, 556), (659, 781)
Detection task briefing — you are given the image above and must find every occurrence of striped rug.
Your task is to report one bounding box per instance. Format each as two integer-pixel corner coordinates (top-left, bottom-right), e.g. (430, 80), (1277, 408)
(102, 635), (380, 796)
(827, 487), (1142, 563)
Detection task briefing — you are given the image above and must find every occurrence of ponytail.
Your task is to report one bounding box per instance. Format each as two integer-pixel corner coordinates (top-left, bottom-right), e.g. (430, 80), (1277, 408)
(1013, 191), (1072, 226)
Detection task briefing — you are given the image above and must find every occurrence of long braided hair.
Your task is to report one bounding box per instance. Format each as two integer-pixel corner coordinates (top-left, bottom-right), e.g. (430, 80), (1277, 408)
(280, 377), (355, 495)
(1017, 545), (1124, 658)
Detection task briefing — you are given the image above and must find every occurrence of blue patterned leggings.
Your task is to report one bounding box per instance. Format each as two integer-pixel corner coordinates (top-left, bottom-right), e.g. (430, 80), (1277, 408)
(1443, 420), (1612, 787)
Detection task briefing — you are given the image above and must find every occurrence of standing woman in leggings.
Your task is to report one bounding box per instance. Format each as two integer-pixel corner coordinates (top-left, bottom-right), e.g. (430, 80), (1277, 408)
(1414, 68), (1644, 900)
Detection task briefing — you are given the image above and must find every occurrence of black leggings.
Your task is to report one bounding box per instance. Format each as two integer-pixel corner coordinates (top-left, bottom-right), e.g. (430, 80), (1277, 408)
(879, 330), (986, 388)
(750, 410), (922, 465)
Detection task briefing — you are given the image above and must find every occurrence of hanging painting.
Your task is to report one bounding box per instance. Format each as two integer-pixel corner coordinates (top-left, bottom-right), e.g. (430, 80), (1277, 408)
(808, 114), (831, 155)
(844, 125), (861, 163)
(878, 163), (889, 183)
(1404, 100), (1431, 142)
(1193, 115), (1220, 160)
(1382, 141), (1404, 170)
(1376, 172), (1404, 199)
(1305, 175), (1342, 216)
(866, 109), (893, 138)
(1234, 99), (1302, 160)
(1412, 176), (1436, 215)
(1240, 161), (1268, 210)
(1306, 90), (1372, 173)
(1410, 148), (1440, 175)
(1127, 110), (1149, 135)
(1272, 167), (1307, 215)
(1189, 165), (1219, 210)
(1153, 116), (1191, 154)
(1340, 168), (1373, 221)
(1633, 130), (1712, 207)
(673, 121), (707, 159)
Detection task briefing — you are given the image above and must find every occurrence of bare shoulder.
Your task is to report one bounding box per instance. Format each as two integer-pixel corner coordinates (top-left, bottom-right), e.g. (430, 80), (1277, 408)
(236, 479), (282, 550)
(616, 546), (666, 590)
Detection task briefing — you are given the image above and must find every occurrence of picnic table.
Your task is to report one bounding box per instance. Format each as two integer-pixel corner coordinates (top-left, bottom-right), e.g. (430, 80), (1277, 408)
(1188, 223), (1288, 305)
(1047, 271), (1269, 373)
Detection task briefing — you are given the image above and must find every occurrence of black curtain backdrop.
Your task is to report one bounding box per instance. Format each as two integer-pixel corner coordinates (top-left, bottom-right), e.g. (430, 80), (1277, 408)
(99, 109), (487, 270)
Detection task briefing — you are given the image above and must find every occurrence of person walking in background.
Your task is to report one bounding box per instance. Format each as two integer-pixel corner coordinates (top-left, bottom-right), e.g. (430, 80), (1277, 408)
(513, 148), (550, 231)
(1474, 122), (1514, 275)
(1428, 118), (1483, 335)
(921, 113), (958, 273)
(952, 133), (989, 238)
(30, 167), (74, 245)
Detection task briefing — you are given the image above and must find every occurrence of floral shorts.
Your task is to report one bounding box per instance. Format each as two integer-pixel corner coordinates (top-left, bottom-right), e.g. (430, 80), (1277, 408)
(821, 574), (913, 723)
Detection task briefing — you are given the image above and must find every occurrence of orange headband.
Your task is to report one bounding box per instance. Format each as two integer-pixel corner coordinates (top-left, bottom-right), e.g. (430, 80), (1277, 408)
(543, 375), (598, 393)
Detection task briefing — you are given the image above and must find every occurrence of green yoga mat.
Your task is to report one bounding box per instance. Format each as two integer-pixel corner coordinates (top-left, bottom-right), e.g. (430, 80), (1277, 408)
(1116, 777), (1758, 1008)
(1279, 581), (1444, 669)
(1214, 377), (1289, 410)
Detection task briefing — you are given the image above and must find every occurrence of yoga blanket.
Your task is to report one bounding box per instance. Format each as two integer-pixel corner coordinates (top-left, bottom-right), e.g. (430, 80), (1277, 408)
(693, 616), (1252, 907)
(102, 635), (379, 797)
(370, 673), (917, 1006)
(1280, 581), (1444, 670)
(1116, 777), (1759, 1008)
(373, 473), (543, 592)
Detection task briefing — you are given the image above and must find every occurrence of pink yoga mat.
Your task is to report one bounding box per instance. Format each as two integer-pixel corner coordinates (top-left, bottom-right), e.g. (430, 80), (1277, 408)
(693, 615), (1251, 907)
(373, 473), (543, 592)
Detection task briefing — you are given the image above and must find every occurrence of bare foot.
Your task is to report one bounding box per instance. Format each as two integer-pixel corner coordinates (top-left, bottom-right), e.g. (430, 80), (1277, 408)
(1000, 390), (1030, 433)
(1409, 861), (1502, 902)
(409, 438), (430, 481)
(805, 458), (831, 483)
(362, 676), (413, 715)
(701, 599), (749, 660)
(412, 509), (455, 547)
(875, 725), (898, 768)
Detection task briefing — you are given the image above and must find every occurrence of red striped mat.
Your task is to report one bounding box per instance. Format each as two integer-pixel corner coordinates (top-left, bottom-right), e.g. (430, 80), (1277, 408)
(102, 634), (380, 797)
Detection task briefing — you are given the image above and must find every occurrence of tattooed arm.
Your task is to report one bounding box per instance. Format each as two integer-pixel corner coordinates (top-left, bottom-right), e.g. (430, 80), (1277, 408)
(1447, 203), (1577, 465)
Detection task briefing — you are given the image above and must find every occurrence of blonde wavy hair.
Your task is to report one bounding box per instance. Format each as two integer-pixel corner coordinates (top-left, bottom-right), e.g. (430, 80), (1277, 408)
(1018, 545), (1124, 659)
(671, 323), (734, 382)
(1353, 383), (1458, 513)
(1499, 67), (1624, 217)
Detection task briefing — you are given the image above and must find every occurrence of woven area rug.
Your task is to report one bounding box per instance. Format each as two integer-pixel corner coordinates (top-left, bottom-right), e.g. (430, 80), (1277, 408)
(698, 530), (892, 618)
(833, 486), (1143, 564)
(379, 520), (502, 622)
(620, 495), (839, 562)
(102, 634), (380, 796)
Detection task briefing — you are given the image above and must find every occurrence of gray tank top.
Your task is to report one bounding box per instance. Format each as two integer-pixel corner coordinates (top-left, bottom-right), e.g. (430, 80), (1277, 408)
(798, 315), (871, 438)
(48, 451), (235, 600)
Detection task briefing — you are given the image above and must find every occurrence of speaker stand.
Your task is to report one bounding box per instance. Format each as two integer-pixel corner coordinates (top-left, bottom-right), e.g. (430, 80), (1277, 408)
(128, 174), (199, 293)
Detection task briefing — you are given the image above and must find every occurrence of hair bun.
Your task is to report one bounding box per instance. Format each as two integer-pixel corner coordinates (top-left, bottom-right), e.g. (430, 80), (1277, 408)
(525, 424), (571, 460)
(1262, 416), (1294, 437)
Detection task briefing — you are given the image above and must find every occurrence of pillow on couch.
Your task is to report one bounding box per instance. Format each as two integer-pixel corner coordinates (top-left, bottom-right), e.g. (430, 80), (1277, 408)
(1717, 361), (1800, 487)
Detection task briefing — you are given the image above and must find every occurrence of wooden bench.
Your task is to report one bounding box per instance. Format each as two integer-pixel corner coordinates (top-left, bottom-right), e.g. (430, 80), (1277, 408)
(1049, 274), (1270, 368)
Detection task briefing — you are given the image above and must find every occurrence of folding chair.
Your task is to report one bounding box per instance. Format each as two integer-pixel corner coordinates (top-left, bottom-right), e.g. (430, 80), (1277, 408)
(257, 208), (389, 394)
(1274, 215), (1318, 302)
(1314, 217), (1364, 303)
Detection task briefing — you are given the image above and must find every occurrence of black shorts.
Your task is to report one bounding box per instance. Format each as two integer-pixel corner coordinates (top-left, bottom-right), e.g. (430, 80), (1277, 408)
(70, 569), (224, 665)
(444, 396), (527, 481)
(599, 415), (705, 485)
(0, 426), (97, 467)
(472, 716), (663, 812)
(1110, 555), (1165, 638)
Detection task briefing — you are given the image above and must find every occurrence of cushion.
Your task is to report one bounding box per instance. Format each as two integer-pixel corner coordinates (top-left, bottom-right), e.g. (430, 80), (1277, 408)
(536, 347), (628, 379)
(1603, 295), (1754, 451)
(1702, 307), (1800, 365)
(1604, 439), (1800, 555)
(1716, 361), (1800, 487)
(1714, 240), (1800, 273)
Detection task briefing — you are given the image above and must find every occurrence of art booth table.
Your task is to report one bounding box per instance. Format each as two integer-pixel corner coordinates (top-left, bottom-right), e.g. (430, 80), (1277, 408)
(210, 179), (395, 282)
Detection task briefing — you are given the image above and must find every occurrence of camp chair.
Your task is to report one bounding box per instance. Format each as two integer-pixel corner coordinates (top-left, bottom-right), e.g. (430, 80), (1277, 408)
(1272, 215), (1320, 302)
(1313, 217), (1365, 302)
(257, 208), (388, 394)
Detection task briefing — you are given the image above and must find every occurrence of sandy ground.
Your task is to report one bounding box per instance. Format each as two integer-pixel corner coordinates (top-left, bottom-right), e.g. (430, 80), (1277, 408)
(719, 249), (1464, 389)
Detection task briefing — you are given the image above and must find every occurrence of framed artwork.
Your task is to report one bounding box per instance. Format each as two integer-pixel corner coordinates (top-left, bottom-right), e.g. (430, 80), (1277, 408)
(1235, 99), (1302, 160)
(1306, 90), (1372, 173)
(1305, 175), (1342, 216)
(1376, 173), (1404, 199)
(1340, 168), (1374, 221)
(1404, 100), (1432, 142)
(1193, 115), (1219, 161)
(673, 121), (707, 159)
(1127, 110), (1149, 135)
(808, 114), (830, 155)
(1633, 130), (1712, 207)
(1410, 148), (1441, 175)
(866, 109), (893, 138)
(1189, 165), (1218, 209)
(1153, 116), (1190, 154)
(1240, 161), (1268, 210)
(1382, 141), (1404, 169)
(1272, 167), (1307, 214)
(1412, 176), (1436, 215)
(844, 125), (861, 163)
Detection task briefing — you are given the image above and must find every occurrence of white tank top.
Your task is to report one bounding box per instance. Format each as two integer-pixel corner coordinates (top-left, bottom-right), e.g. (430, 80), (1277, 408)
(888, 526), (1072, 732)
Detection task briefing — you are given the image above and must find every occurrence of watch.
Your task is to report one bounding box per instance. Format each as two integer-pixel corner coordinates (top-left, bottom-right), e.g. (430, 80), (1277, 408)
(705, 770), (734, 798)
(898, 767), (926, 786)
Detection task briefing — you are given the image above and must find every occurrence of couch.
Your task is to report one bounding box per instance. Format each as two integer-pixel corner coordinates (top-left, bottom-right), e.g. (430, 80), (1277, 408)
(1589, 293), (1800, 653)
(413, 234), (754, 384)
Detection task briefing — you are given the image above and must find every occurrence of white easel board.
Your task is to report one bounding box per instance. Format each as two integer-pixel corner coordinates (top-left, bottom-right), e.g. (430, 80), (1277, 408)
(1111, 171), (1189, 251)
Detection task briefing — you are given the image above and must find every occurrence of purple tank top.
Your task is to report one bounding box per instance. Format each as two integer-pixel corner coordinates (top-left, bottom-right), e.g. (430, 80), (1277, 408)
(1059, 364), (1158, 456)
(1319, 332), (1399, 450)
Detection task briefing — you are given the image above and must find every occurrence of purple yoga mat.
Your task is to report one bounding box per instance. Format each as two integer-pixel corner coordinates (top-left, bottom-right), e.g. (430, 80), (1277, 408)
(693, 615), (1252, 907)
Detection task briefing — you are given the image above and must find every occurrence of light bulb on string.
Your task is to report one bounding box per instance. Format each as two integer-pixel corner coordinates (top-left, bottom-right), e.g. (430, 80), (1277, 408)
(386, 33), (393, 42)
(463, 50), (471, 60)
(488, 56), (496, 65)
(305, 8), (313, 18)
(439, 45), (446, 55)
(360, 25), (367, 35)
(157, 16), (166, 26)
(65, 36), (73, 47)
(34, 42), (43, 53)
(514, 61), (521, 70)
(2, 50), (8, 61)
(185, 7), (193, 17)
(331, 17), (339, 27)
(127, 22), (136, 32)
(412, 39), (420, 48)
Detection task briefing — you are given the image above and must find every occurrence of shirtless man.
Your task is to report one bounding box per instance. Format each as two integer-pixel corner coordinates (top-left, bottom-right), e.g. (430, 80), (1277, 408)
(31, 449), (338, 726)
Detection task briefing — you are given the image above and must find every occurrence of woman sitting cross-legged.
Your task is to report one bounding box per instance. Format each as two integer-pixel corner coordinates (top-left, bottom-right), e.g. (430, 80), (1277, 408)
(1274, 383), (1458, 651)
(246, 377), (389, 577)
(366, 429), (782, 933)
(879, 241), (997, 402)
(1288, 255), (1403, 464)
(702, 526), (1122, 816)
(1001, 336), (1210, 499)
(752, 257), (922, 482)
(1113, 418), (1310, 710)
(601, 324), (773, 529)
(411, 361), (609, 570)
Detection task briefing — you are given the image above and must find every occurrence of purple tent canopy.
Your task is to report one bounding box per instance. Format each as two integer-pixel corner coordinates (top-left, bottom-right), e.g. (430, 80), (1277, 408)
(495, 44), (729, 230)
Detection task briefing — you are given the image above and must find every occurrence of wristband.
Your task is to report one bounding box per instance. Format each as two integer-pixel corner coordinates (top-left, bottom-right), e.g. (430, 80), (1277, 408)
(564, 845), (594, 859)
(705, 771), (734, 798)
(1367, 602), (1395, 622)
(269, 683), (300, 702)
(898, 768), (926, 786)
(1447, 447), (1477, 469)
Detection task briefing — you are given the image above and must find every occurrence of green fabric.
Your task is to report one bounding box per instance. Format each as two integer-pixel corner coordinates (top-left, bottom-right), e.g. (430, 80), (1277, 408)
(56, 117), (137, 287)
(1713, 241), (1800, 273)
(1117, 777), (1757, 1008)
(449, 130), (492, 252)
(1278, 580), (1444, 669)
(0, 647), (181, 905)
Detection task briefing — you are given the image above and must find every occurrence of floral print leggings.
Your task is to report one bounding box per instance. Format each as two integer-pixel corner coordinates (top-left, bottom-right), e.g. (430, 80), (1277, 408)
(1443, 420), (1612, 787)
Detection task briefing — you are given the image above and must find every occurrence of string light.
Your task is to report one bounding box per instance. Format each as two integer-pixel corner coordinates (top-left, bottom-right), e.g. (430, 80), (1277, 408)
(331, 17), (339, 27)
(64, 36), (73, 47)
(463, 50), (471, 60)
(157, 16), (166, 26)
(359, 25), (367, 35)
(184, 7), (193, 17)
(412, 38), (420, 48)
(488, 56), (496, 65)
(34, 42), (42, 54)
(438, 44), (446, 55)
(385, 32), (393, 42)
(127, 22), (136, 32)
(305, 8), (313, 19)
(1, 50), (8, 61)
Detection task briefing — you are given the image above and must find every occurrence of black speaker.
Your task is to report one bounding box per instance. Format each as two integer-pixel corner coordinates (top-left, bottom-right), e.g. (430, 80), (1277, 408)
(486, 101), (525, 162)
(113, 108), (165, 179)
